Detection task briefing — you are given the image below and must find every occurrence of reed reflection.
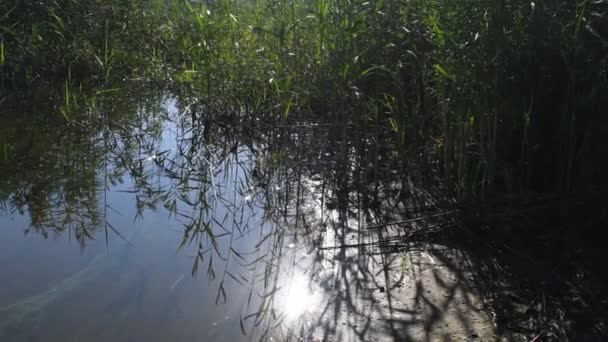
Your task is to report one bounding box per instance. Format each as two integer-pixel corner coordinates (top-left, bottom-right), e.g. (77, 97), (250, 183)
(0, 82), (407, 341)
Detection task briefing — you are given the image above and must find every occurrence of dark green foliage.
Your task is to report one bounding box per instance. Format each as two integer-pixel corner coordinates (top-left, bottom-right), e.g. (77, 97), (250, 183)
(1, 0), (607, 196)
(0, 0), (169, 85)
(430, 0), (608, 194)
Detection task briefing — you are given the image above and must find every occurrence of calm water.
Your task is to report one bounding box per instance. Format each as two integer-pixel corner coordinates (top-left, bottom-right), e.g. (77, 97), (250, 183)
(0, 85), (328, 341)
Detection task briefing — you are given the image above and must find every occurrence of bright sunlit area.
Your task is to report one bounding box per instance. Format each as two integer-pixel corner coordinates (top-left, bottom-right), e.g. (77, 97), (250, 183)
(279, 271), (320, 323)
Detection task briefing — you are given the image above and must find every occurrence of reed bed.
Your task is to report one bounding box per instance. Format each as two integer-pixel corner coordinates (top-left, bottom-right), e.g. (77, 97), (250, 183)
(1, 0), (607, 196)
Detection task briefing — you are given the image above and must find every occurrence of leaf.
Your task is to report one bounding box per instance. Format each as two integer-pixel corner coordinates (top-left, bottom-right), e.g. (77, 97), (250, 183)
(361, 65), (392, 76)
(283, 97), (294, 118)
(207, 254), (216, 280)
(105, 221), (129, 244)
(227, 271), (247, 286)
(240, 315), (248, 336)
(215, 280), (227, 304)
(0, 40), (4, 65)
(434, 64), (451, 79)
(240, 253), (267, 267)
(389, 117), (399, 133)
(192, 253), (200, 277)
(231, 247), (247, 261)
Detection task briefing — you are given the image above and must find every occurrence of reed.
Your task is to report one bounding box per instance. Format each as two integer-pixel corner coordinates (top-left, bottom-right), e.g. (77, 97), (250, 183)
(1, 0), (607, 195)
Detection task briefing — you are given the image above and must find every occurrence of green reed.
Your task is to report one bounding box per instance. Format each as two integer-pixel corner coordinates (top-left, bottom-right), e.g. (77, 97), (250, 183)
(2, 0), (607, 196)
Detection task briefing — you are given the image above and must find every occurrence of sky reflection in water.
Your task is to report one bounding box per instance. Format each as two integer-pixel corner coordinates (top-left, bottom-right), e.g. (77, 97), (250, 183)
(0, 87), (325, 341)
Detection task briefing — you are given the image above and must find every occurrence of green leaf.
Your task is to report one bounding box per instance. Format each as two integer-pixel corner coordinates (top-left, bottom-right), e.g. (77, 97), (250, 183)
(434, 64), (451, 79)
(388, 117), (399, 132)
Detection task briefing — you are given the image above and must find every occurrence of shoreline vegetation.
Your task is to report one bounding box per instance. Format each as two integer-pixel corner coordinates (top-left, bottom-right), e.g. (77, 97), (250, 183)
(2, 0), (606, 196)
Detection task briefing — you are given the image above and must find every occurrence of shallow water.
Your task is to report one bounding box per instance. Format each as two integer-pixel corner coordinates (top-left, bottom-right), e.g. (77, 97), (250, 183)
(0, 86), (322, 341)
(0, 83), (501, 342)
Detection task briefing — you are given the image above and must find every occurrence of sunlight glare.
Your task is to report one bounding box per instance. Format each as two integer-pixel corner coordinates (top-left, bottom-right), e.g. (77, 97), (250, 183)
(282, 272), (318, 321)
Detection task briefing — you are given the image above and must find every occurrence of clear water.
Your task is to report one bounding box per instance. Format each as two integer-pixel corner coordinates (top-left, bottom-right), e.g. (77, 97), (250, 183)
(0, 86), (322, 341)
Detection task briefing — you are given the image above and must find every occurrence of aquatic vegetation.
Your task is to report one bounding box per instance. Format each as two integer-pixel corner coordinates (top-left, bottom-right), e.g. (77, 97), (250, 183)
(0, 60), (606, 341)
(2, 0), (607, 195)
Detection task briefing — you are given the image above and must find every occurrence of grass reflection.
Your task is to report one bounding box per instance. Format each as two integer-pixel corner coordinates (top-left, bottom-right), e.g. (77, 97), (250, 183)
(0, 80), (419, 340)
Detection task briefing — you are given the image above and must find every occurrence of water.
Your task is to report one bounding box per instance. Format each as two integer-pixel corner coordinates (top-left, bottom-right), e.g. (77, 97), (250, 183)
(0, 85), (325, 341)
(0, 83), (501, 341)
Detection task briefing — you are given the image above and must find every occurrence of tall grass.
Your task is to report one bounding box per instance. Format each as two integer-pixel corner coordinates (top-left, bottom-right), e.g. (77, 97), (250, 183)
(2, 0), (607, 196)
(428, 0), (608, 195)
(0, 0), (170, 85)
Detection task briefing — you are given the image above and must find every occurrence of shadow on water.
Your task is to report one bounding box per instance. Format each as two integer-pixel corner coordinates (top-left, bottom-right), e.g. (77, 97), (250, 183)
(245, 124), (497, 341)
(0, 82), (499, 341)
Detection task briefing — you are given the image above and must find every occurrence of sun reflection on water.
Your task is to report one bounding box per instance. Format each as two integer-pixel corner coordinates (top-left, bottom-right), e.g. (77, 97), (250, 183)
(281, 272), (319, 321)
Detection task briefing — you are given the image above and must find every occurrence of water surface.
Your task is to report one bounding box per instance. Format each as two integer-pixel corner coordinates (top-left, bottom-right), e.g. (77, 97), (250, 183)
(0, 84), (323, 341)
